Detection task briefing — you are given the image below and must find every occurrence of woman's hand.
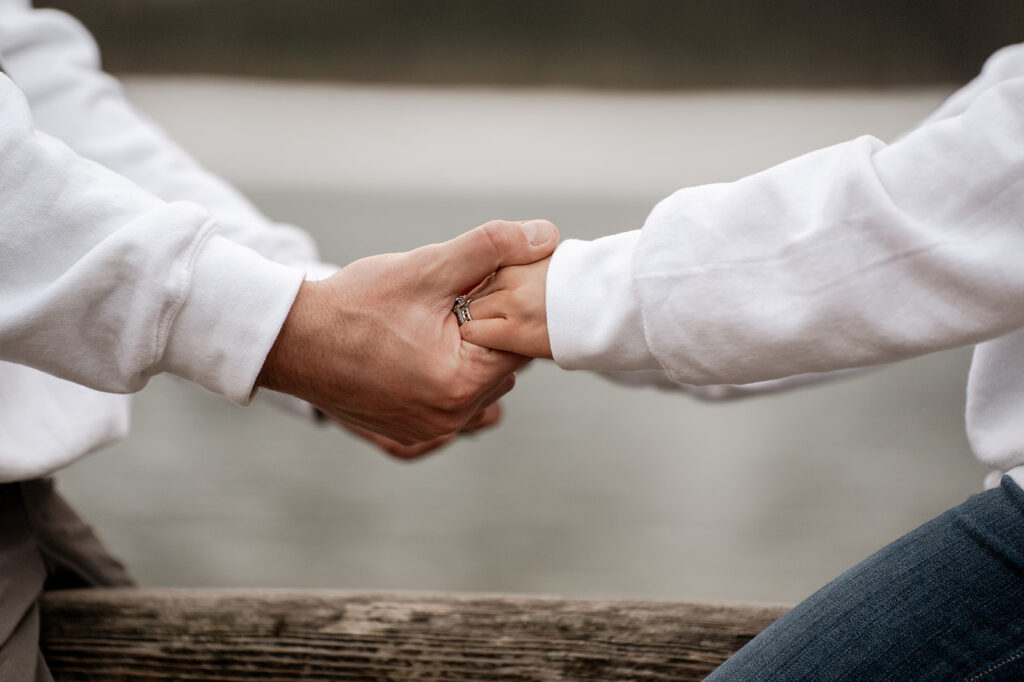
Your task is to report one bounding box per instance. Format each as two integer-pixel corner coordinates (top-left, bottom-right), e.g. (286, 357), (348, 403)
(458, 256), (553, 359)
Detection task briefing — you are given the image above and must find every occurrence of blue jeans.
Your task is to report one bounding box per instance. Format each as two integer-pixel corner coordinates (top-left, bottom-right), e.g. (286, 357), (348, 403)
(707, 477), (1024, 681)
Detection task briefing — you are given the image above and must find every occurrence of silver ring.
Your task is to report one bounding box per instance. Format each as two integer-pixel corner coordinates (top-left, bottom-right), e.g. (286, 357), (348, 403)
(452, 295), (473, 326)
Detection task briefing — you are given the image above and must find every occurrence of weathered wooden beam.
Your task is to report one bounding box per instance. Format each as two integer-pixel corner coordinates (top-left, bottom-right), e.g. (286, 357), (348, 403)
(39, 589), (789, 681)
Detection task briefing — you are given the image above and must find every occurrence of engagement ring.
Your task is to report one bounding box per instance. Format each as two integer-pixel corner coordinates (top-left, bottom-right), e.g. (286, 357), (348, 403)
(452, 295), (473, 326)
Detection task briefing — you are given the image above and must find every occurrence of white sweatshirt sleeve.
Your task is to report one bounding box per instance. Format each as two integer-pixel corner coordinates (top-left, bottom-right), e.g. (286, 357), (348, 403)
(0, 3), (335, 280)
(546, 203), (869, 399)
(548, 47), (1024, 387)
(0, 74), (305, 404)
(0, 2), (334, 417)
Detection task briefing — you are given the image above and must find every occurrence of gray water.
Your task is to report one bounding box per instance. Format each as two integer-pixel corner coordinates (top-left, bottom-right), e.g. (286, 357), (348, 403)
(55, 79), (982, 604)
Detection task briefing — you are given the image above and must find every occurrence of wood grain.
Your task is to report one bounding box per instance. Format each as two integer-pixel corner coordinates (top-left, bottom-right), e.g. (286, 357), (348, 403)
(40, 589), (789, 681)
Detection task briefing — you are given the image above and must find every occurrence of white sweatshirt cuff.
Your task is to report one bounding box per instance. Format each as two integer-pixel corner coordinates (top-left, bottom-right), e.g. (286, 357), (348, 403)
(161, 234), (306, 405)
(304, 262), (339, 281)
(547, 231), (661, 371)
(256, 388), (319, 420)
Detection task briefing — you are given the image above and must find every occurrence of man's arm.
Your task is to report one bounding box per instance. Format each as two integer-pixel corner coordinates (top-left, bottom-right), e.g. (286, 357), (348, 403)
(0, 4), (560, 450)
(0, 3), (345, 429)
(0, 66), (559, 443)
(0, 73), (301, 402)
(0, 3), (331, 277)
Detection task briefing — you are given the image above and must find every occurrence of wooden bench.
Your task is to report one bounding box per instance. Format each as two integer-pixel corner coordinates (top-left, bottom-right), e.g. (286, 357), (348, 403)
(39, 589), (789, 680)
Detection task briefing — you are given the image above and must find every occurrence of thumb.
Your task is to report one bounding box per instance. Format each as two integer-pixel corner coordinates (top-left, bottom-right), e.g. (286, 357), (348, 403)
(432, 219), (558, 294)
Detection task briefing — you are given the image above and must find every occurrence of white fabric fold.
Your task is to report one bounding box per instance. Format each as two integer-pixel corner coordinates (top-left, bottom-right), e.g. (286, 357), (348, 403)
(0, 0), (341, 479)
(546, 45), (1024, 488)
(159, 234), (305, 405)
(548, 231), (659, 371)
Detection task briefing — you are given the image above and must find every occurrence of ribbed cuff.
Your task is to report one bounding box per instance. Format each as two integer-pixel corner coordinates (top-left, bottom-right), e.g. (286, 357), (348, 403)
(255, 388), (319, 420)
(304, 262), (339, 281)
(546, 231), (660, 371)
(160, 234), (306, 405)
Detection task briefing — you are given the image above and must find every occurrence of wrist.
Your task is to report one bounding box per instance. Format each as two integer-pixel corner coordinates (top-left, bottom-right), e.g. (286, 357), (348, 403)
(257, 279), (326, 396)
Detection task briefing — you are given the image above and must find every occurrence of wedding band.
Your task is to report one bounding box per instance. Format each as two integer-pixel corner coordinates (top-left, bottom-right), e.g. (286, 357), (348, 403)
(452, 295), (473, 326)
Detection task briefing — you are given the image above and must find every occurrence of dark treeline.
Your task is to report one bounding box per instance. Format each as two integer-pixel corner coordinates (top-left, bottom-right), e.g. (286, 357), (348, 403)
(40, 0), (1024, 88)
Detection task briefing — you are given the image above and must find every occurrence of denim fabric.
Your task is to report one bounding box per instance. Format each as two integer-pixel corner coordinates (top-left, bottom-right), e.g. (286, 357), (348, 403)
(708, 477), (1024, 681)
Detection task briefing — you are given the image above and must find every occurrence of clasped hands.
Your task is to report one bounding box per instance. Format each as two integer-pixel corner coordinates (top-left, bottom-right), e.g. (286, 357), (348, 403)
(257, 218), (555, 459)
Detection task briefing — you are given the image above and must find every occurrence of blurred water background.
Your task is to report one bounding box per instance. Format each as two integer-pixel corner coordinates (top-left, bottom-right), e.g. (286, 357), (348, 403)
(42, 1), (1016, 604)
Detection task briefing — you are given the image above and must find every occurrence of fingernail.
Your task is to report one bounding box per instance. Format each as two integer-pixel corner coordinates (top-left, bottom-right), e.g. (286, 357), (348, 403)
(521, 219), (554, 245)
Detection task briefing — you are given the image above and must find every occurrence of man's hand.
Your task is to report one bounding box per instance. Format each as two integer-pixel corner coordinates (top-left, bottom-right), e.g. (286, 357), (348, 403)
(458, 256), (553, 359)
(257, 220), (558, 445)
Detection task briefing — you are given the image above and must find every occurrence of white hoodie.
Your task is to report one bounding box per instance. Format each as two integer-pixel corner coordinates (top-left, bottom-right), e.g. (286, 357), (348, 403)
(0, 0), (330, 480)
(547, 42), (1024, 490)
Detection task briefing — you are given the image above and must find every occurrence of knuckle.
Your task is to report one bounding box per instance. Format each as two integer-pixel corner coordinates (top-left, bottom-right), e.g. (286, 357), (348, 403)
(409, 244), (444, 280)
(440, 380), (479, 413)
(413, 243), (442, 263)
(444, 412), (468, 432)
(479, 219), (508, 233)
(509, 285), (529, 308)
(428, 410), (465, 435)
(435, 394), (460, 413)
(478, 222), (514, 260)
(450, 390), (478, 413)
(426, 362), (457, 392)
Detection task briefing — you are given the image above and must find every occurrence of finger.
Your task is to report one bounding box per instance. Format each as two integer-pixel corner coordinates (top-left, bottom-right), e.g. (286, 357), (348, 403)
(464, 393), (503, 430)
(462, 291), (509, 321)
(431, 219), (558, 294)
(343, 418), (455, 459)
(462, 341), (530, 384)
(476, 400), (503, 429)
(462, 401), (503, 432)
(464, 272), (497, 300)
(385, 433), (457, 460)
(336, 415), (435, 450)
(460, 318), (521, 355)
(470, 372), (517, 416)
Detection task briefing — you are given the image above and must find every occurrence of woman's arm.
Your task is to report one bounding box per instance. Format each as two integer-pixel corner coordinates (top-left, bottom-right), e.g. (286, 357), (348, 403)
(463, 47), (1024, 387)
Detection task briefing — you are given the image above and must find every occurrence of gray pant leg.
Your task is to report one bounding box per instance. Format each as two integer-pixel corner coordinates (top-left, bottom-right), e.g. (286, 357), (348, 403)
(0, 479), (133, 681)
(0, 483), (52, 681)
(5, 606), (53, 682)
(21, 478), (133, 590)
